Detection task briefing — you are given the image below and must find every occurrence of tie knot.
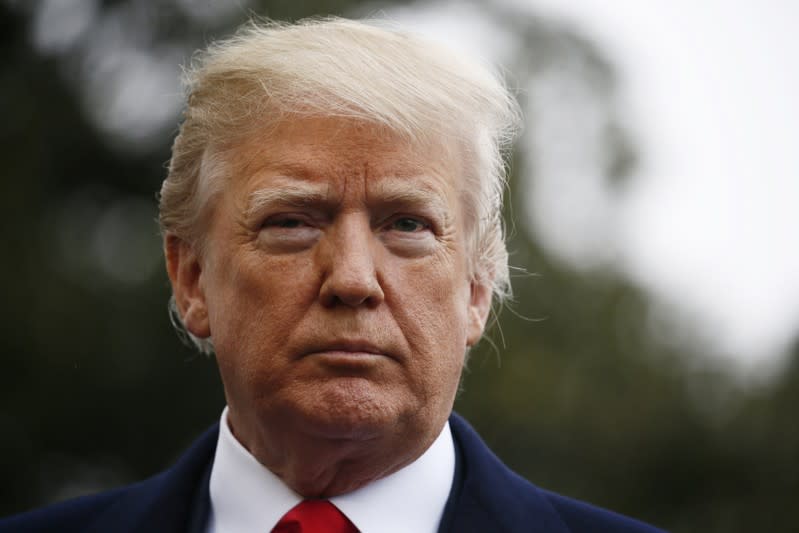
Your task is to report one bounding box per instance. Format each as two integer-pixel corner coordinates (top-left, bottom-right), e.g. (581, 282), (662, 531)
(271, 500), (358, 533)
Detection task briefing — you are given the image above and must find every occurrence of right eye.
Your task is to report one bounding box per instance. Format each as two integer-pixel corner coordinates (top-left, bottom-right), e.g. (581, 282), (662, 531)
(266, 217), (308, 229)
(258, 215), (321, 250)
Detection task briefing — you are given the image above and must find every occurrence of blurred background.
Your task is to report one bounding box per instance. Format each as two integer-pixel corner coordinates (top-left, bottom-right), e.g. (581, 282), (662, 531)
(1, 0), (797, 531)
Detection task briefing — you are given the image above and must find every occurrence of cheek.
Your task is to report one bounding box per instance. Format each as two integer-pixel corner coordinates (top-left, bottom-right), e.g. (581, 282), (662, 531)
(386, 257), (471, 366)
(239, 249), (318, 296)
(206, 250), (320, 349)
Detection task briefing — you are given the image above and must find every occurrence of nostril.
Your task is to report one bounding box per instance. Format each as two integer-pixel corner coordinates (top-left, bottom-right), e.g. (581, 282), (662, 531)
(319, 272), (384, 308)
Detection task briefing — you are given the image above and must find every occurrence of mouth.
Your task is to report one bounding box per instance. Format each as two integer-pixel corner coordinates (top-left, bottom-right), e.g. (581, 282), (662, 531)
(300, 340), (395, 363)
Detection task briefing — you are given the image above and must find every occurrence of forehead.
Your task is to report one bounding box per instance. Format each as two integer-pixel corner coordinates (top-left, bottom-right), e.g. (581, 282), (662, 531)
(227, 116), (461, 200)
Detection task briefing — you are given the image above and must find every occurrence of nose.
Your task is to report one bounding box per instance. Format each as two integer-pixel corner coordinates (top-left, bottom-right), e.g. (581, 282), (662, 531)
(318, 214), (385, 308)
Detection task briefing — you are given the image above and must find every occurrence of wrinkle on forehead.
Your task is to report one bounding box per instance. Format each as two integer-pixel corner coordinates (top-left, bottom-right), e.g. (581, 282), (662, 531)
(244, 171), (454, 224)
(231, 116), (448, 175)
(224, 116), (464, 227)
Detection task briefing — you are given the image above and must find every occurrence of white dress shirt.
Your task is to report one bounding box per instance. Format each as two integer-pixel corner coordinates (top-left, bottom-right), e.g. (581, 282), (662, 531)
(206, 407), (455, 533)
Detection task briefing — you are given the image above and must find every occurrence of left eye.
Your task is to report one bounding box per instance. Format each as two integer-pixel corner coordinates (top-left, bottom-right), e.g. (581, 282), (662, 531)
(389, 217), (428, 232)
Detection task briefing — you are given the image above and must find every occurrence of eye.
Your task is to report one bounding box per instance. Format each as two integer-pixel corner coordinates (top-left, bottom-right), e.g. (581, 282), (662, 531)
(380, 215), (436, 257)
(263, 216), (310, 229)
(388, 217), (429, 233)
(257, 214), (321, 252)
(272, 217), (305, 229)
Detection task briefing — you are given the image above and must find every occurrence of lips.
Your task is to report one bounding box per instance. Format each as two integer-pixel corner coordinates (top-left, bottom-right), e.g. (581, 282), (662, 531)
(300, 339), (395, 361)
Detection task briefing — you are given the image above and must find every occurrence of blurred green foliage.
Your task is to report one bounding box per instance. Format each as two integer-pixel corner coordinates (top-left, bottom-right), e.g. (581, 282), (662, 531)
(1, 1), (796, 532)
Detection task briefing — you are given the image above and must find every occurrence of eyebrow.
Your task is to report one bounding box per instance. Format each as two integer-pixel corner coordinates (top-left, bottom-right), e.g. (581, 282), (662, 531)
(369, 181), (451, 219)
(244, 176), (452, 222)
(245, 183), (334, 220)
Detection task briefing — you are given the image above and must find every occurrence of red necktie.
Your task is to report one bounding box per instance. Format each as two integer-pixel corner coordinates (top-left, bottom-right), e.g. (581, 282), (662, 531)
(271, 500), (359, 533)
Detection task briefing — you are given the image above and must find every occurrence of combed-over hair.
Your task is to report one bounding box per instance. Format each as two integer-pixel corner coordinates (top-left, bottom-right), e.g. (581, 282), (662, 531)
(159, 17), (521, 354)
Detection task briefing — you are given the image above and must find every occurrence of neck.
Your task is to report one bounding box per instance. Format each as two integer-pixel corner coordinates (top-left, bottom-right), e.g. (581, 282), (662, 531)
(226, 408), (443, 497)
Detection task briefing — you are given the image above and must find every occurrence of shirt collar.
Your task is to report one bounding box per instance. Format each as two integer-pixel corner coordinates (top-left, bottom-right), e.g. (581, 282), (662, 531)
(207, 407), (455, 533)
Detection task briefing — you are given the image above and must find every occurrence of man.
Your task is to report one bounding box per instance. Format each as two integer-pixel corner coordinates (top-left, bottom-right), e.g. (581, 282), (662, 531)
(1, 18), (664, 533)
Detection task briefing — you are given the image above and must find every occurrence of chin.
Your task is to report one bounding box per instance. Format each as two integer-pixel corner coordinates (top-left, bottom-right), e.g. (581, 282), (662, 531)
(288, 377), (412, 440)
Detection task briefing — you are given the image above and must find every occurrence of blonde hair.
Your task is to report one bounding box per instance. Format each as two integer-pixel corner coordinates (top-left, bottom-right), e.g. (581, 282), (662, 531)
(159, 17), (521, 353)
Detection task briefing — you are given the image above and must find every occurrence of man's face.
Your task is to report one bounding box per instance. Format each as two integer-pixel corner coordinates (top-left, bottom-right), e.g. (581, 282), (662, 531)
(171, 117), (491, 461)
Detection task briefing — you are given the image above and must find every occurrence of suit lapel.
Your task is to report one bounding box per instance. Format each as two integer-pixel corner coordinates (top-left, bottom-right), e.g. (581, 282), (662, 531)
(443, 414), (572, 533)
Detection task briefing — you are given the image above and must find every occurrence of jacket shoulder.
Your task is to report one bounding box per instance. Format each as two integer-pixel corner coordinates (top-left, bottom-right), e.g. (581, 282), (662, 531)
(447, 413), (667, 533)
(541, 490), (666, 533)
(0, 488), (128, 533)
(0, 424), (219, 533)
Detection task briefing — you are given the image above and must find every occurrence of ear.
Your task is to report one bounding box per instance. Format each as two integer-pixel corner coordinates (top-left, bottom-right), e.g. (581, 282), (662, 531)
(164, 234), (211, 339)
(466, 280), (493, 347)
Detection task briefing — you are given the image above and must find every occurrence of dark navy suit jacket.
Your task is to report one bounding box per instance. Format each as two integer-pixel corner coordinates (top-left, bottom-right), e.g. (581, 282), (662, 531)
(0, 414), (665, 532)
